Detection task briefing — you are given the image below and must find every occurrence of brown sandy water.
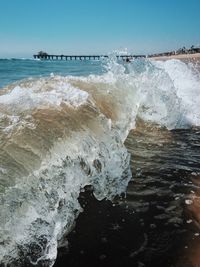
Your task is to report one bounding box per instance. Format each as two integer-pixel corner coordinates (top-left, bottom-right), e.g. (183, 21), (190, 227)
(1, 58), (200, 267)
(55, 122), (200, 267)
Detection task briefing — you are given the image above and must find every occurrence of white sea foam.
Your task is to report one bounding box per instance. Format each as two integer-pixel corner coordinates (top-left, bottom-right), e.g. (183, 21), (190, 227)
(0, 57), (199, 266)
(153, 59), (200, 126)
(0, 82), (89, 113)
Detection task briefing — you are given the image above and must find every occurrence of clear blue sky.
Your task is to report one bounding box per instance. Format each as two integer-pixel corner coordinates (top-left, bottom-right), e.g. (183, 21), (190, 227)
(0, 0), (200, 57)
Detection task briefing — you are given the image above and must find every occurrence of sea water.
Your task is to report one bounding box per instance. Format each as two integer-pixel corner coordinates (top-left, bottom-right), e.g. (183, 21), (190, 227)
(0, 59), (103, 88)
(0, 57), (200, 266)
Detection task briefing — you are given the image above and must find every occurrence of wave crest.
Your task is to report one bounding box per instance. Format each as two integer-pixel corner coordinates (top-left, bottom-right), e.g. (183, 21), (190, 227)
(0, 57), (199, 265)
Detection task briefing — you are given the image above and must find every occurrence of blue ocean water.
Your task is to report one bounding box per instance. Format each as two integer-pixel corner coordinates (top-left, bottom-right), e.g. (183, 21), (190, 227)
(0, 58), (104, 88)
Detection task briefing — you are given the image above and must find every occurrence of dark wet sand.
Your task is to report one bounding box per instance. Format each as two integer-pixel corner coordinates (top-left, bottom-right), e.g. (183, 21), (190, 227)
(54, 124), (200, 267)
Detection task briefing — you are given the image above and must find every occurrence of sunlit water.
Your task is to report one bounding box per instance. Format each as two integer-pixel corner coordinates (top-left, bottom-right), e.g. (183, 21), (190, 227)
(0, 57), (200, 266)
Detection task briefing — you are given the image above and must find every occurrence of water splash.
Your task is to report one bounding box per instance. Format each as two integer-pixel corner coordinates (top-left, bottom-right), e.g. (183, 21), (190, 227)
(0, 57), (199, 266)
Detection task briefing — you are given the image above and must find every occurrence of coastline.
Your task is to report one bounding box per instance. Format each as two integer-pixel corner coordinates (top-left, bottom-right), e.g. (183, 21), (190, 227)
(148, 52), (200, 60)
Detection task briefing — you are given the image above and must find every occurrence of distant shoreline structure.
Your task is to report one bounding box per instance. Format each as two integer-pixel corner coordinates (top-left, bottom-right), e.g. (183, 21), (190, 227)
(33, 51), (145, 60)
(33, 46), (200, 60)
(148, 45), (200, 58)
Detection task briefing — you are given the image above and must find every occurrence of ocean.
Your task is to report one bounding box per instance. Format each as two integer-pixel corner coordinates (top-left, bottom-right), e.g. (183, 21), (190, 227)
(0, 57), (200, 267)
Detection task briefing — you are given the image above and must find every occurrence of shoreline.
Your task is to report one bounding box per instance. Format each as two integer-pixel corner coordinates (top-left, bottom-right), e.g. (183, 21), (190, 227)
(148, 53), (200, 60)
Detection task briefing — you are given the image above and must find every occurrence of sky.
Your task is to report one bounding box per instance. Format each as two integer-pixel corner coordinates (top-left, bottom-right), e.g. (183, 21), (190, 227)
(0, 0), (200, 57)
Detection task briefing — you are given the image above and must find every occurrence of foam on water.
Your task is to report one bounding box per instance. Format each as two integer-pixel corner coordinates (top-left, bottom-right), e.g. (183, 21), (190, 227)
(0, 57), (199, 266)
(0, 83), (89, 112)
(153, 59), (200, 126)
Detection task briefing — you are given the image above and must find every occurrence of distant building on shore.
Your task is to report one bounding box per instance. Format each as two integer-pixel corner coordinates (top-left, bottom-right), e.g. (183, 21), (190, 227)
(148, 45), (200, 58)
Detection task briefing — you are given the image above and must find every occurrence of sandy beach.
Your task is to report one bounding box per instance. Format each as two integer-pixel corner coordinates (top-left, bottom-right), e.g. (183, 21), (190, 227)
(149, 53), (200, 61)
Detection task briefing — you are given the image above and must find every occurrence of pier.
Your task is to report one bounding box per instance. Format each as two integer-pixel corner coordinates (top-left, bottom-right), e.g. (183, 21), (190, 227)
(33, 53), (145, 60)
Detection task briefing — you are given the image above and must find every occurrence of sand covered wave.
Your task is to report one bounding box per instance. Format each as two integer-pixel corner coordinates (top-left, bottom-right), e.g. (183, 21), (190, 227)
(0, 58), (199, 266)
(0, 75), (133, 266)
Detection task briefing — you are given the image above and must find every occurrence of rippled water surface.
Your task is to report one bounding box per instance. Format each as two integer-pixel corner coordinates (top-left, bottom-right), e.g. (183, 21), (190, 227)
(54, 123), (200, 267)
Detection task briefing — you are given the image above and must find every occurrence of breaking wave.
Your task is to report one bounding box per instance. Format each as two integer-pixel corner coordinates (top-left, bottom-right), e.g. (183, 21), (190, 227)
(0, 57), (200, 266)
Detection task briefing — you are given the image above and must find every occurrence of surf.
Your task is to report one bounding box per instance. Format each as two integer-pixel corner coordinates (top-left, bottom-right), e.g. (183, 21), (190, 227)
(0, 57), (199, 266)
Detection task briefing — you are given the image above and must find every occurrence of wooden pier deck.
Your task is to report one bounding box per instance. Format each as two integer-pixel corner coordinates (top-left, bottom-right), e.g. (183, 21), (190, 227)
(33, 54), (145, 60)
